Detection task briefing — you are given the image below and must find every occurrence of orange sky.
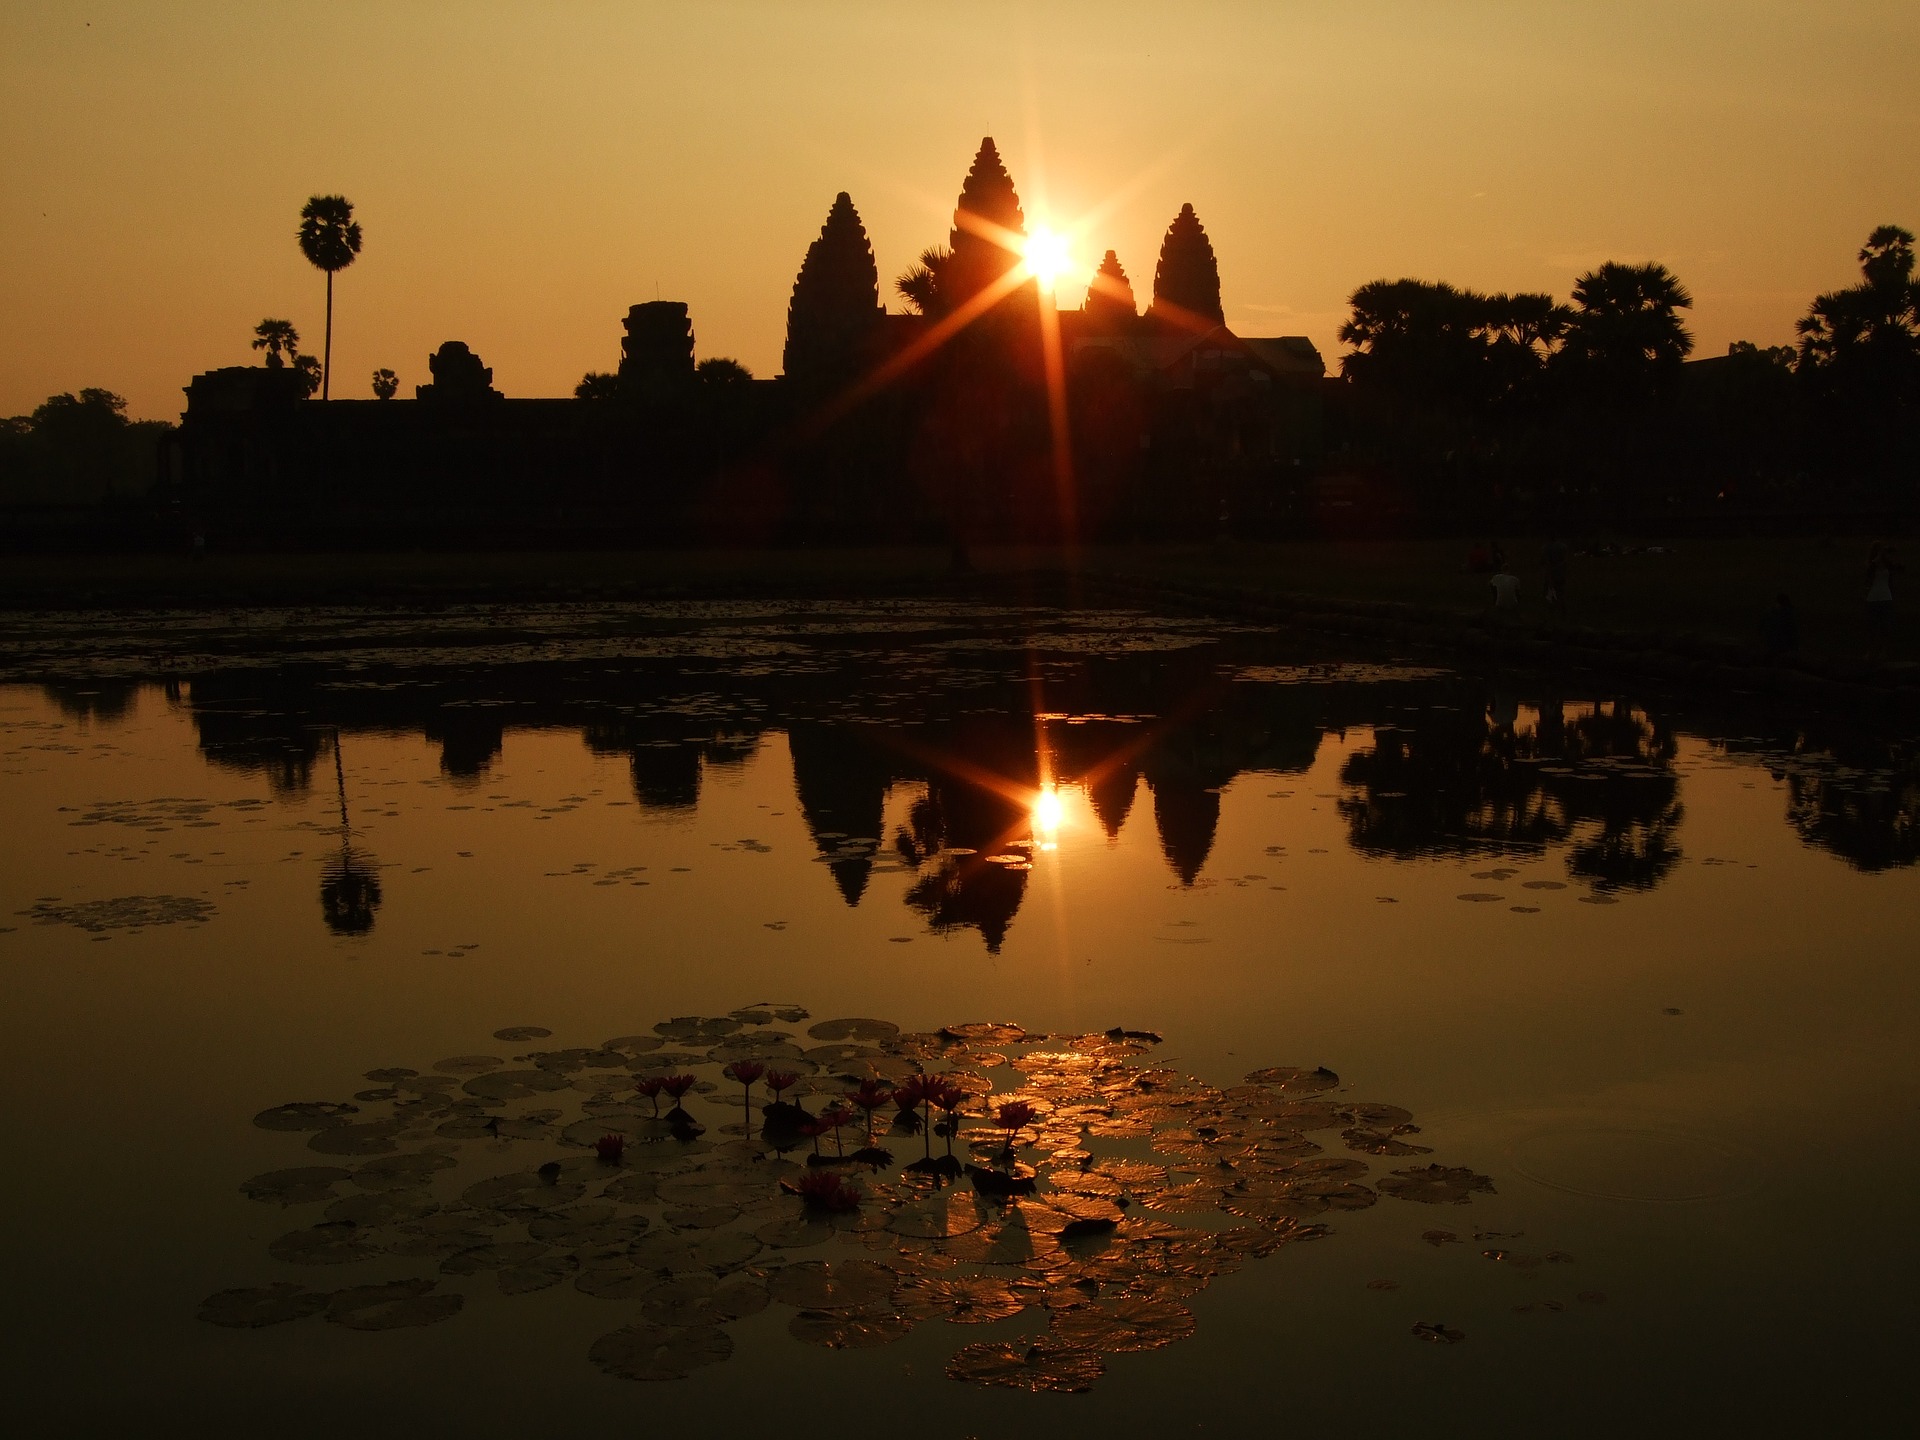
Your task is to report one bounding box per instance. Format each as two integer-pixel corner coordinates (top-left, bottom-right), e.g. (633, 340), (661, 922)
(3, 1), (1917, 420)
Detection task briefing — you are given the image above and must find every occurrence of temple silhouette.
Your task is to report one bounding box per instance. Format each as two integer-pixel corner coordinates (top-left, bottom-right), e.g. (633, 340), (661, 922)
(161, 139), (1325, 546)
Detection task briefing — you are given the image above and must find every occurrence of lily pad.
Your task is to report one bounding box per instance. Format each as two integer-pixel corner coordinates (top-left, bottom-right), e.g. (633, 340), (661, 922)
(807, 1017), (900, 1043)
(639, 1274), (769, 1327)
(789, 1307), (912, 1349)
(767, 1258), (896, 1309)
(1378, 1165), (1497, 1205)
(947, 1338), (1105, 1393)
(351, 1150), (457, 1191)
(434, 1055), (504, 1076)
(324, 1190), (438, 1227)
(588, 1321), (733, 1382)
(308, 1120), (407, 1157)
(1051, 1294), (1195, 1352)
(254, 1101), (358, 1132)
(441, 1241), (550, 1275)
(1242, 1066), (1339, 1093)
(499, 1253), (578, 1295)
(268, 1221), (379, 1265)
(897, 1274), (1027, 1324)
(327, 1278), (464, 1331)
(654, 1016), (743, 1043)
(198, 1283), (328, 1328)
(463, 1069), (570, 1102)
(492, 1026), (552, 1042)
(241, 1166), (352, 1206)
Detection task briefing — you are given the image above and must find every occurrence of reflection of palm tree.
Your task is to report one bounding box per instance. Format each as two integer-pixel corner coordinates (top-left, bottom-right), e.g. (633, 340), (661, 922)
(321, 728), (382, 935)
(297, 195), (363, 401)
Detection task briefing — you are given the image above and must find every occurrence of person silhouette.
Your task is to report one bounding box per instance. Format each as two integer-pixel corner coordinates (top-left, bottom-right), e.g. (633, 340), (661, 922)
(1865, 544), (1899, 654)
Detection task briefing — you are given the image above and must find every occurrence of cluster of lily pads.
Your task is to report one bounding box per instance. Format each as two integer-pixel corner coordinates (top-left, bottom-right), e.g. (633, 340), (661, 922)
(206, 1006), (1498, 1392)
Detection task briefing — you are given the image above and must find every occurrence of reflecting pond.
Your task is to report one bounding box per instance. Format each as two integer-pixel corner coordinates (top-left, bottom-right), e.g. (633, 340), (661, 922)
(2, 599), (1914, 1433)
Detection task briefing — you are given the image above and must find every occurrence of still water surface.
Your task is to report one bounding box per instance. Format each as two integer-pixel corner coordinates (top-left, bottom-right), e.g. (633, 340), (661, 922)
(2, 600), (1913, 1432)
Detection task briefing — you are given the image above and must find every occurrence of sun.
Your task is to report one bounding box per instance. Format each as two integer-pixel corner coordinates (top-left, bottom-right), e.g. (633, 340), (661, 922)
(1022, 227), (1075, 291)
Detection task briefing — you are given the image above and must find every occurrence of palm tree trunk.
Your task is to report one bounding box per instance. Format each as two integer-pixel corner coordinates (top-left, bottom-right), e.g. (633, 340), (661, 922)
(323, 271), (334, 401)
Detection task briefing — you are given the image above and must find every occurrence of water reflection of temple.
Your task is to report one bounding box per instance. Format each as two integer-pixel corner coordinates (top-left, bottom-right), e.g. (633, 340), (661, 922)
(65, 653), (1914, 943)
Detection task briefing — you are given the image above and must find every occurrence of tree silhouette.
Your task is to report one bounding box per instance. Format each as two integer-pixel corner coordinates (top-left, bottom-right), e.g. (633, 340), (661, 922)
(944, 137), (1027, 308)
(297, 194), (363, 401)
(895, 246), (952, 318)
(575, 370), (622, 401)
(1340, 280), (1566, 411)
(371, 368), (398, 400)
(1558, 261), (1693, 403)
(1084, 250), (1137, 330)
(696, 357), (754, 385)
(252, 318), (300, 369)
(292, 354), (322, 398)
(784, 192), (884, 384)
(1149, 205), (1223, 327)
(1796, 224), (1920, 403)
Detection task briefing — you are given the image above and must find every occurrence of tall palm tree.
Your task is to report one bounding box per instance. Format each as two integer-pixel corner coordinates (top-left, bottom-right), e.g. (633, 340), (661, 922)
(297, 195), (363, 400)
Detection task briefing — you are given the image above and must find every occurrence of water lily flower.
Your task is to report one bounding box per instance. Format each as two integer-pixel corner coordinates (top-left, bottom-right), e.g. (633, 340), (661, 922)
(722, 1058), (765, 1117)
(995, 1099), (1038, 1147)
(793, 1167), (862, 1213)
(798, 1116), (829, 1156)
(660, 1074), (696, 1101)
(847, 1079), (893, 1142)
(633, 1075), (664, 1116)
(723, 1059), (766, 1089)
(817, 1104), (854, 1157)
(893, 1076), (933, 1155)
(595, 1133), (625, 1163)
(765, 1070), (799, 1102)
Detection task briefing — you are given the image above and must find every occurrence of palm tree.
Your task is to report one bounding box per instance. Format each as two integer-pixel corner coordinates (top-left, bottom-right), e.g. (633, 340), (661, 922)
(251, 318), (300, 368)
(371, 368), (398, 400)
(896, 245), (952, 318)
(297, 195), (363, 400)
(1560, 261), (1693, 401)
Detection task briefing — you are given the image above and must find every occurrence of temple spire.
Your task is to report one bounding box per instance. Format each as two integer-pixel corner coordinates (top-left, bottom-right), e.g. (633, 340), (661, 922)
(1149, 204), (1223, 327)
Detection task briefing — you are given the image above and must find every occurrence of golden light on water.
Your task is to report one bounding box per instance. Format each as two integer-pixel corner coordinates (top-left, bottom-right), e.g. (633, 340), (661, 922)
(1033, 784), (1065, 850)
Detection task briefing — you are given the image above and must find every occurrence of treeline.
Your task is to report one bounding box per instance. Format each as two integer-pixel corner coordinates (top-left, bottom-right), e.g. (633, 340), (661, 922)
(0, 389), (173, 506)
(1335, 226), (1920, 522)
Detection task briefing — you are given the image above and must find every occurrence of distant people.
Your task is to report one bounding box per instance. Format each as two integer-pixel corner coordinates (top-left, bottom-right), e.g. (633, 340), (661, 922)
(1865, 544), (1900, 652)
(1488, 566), (1520, 616)
(1760, 592), (1797, 659)
(1544, 539), (1570, 611)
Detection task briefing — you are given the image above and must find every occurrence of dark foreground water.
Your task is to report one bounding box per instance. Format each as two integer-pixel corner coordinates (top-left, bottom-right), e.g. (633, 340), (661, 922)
(1, 599), (1914, 1434)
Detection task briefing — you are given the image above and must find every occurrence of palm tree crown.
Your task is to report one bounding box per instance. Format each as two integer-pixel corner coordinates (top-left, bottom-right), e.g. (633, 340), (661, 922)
(297, 195), (362, 274)
(252, 318), (300, 368)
